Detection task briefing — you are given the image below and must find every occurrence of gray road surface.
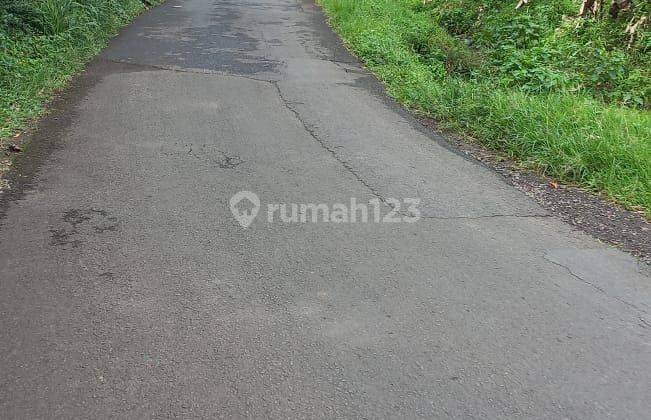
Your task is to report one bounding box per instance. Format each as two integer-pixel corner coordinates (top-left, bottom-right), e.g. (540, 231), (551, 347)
(1, 0), (650, 418)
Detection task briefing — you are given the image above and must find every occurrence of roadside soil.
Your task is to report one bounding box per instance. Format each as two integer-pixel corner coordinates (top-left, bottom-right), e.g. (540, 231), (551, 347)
(419, 118), (650, 263)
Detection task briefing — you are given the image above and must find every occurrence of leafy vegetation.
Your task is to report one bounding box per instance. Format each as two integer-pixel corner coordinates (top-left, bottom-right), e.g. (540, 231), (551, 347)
(0, 0), (159, 140)
(422, 0), (650, 107)
(318, 0), (650, 215)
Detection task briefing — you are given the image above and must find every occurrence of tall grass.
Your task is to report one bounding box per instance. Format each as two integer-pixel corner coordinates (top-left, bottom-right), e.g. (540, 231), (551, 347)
(38, 0), (76, 35)
(318, 0), (651, 215)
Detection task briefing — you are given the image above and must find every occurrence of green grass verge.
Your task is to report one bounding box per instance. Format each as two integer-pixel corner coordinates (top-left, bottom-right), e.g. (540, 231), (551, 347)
(1, 0), (161, 141)
(317, 0), (651, 216)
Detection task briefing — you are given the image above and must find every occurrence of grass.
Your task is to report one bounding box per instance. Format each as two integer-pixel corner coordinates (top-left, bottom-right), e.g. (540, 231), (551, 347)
(0, 0), (161, 141)
(317, 0), (651, 216)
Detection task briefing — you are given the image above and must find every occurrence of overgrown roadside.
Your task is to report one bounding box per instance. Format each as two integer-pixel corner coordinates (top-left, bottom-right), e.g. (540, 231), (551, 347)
(0, 0), (163, 181)
(316, 0), (650, 217)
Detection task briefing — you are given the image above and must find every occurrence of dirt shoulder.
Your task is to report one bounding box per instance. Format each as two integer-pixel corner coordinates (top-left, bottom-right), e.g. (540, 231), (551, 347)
(419, 118), (650, 263)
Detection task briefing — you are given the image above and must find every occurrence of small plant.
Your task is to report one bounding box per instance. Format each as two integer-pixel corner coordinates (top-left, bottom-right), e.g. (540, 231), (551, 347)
(37, 0), (76, 35)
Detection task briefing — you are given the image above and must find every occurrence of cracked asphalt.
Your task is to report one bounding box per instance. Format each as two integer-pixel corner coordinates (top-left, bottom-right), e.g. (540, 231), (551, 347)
(1, 0), (650, 418)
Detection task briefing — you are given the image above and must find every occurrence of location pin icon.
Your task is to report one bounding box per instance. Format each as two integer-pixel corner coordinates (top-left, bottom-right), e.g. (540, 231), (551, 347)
(230, 191), (260, 228)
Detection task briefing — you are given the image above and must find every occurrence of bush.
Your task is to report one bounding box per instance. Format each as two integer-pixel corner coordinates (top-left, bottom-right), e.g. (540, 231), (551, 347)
(418, 0), (651, 109)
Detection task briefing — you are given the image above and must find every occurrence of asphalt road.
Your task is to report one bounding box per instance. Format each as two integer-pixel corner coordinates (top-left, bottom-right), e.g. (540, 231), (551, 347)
(1, 0), (650, 418)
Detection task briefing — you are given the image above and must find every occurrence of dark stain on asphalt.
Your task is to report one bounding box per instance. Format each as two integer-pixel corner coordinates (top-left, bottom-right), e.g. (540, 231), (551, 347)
(216, 152), (244, 169)
(49, 228), (83, 249)
(98, 271), (115, 280)
(182, 144), (245, 170)
(101, 1), (281, 76)
(63, 208), (105, 227)
(49, 208), (119, 248)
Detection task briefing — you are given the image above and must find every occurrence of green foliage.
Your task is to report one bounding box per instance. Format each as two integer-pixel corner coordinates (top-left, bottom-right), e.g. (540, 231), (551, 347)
(0, 0), (42, 34)
(0, 0), (158, 139)
(318, 0), (651, 215)
(421, 0), (651, 108)
(495, 44), (578, 92)
(37, 0), (75, 35)
(408, 25), (484, 76)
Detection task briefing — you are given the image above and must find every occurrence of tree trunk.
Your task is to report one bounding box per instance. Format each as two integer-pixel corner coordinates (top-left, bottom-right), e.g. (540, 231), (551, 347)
(579, 0), (603, 17)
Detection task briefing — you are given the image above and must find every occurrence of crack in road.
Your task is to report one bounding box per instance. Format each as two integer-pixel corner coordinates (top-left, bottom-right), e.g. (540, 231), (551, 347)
(271, 81), (391, 205)
(544, 254), (647, 316)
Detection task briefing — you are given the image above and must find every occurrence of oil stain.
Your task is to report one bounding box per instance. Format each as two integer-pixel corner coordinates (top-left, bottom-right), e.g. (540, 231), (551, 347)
(49, 208), (118, 249)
